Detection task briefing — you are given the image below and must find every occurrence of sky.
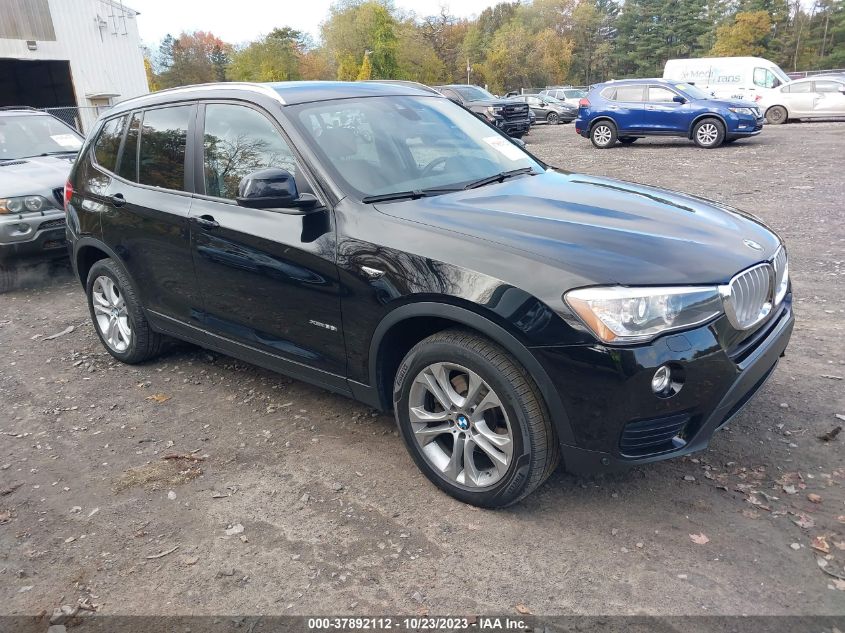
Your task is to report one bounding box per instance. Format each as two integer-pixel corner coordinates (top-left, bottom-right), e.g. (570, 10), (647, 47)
(129, 0), (498, 47)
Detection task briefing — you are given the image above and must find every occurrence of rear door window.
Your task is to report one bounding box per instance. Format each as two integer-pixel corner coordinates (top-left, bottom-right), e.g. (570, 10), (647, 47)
(783, 82), (812, 93)
(92, 115), (126, 172)
(138, 105), (191, 191)
(613, 85), (645, 102)
(814, 80), (842, 93)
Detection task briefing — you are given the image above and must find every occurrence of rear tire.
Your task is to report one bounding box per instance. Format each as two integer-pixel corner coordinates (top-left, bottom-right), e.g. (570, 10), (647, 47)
(692, 118), (725, 148)
(590, 120), (617, 148)
(765, 105), (788, 125)
(86, 259), (164, 364)
(393, 329), (559, 508)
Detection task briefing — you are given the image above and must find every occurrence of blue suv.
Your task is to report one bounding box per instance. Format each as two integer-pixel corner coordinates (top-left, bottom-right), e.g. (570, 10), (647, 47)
(575, 79), (765, 149)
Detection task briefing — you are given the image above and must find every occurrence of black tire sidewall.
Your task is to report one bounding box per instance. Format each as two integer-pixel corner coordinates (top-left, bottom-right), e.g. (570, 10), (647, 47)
(394, 340), (534, 507)
(693, 118), (725, 148)
(546, 112), (559, 124)
(766, 106), (787, 124)
(591, 120), (617, 148)
(85, 259), (143, 363)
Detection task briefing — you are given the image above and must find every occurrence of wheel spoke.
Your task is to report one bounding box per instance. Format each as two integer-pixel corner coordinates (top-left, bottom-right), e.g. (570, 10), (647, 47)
(472, 433), (509, 474)
(431, 363), (464, 408)
(93, 303), (111, 316)
(474, 419), (512, 451)
(409, 406), (450, 424)
(417, 369), (451, 412)
(443, 434), (465, 480)
(463, 371), (485, 409)
(463, 438), (481, 487)
(107, 317), (119, 346)
(470, 389), (502, 423)
(116, 316), (131, 341)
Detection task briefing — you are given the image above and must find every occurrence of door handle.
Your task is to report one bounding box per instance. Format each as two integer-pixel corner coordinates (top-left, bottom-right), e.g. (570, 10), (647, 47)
(109, 193), (126, 208)
(192, 214), (220, 229)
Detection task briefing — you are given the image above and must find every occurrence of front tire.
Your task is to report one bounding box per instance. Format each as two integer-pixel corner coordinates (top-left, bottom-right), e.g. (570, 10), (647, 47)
(86, 259), (164, 364)
(692, 118), (725, 148)
(765, 105), (788, 125)
(393, 329), (559, 508)
(546, 112), (559, 125)
(0, 263), (17, 293)
(590, 120), (617, 148)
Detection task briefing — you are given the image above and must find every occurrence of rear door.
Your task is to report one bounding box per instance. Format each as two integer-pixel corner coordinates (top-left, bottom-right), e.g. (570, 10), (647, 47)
(604, 84), (645, 133)
(811, 79), (845, 117)
(94, 104), (202, 323)
(641, 85), (688, 133)
(188, 101), (345, 378)
(780, 80), (815, 116)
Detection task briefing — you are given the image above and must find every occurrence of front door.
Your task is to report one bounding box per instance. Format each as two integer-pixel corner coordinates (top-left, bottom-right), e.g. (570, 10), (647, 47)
(641, 85), (688, 133)
(189, 102), (346, 379)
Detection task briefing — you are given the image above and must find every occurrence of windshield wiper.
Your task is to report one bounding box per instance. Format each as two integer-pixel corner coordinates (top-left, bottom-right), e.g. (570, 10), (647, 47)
(362, 187), (460, 204)
(463, 167), (536, 190)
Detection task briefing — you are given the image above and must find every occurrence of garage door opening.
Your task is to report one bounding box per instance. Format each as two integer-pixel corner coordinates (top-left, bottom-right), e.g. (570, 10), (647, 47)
(0, 58), (76, 108)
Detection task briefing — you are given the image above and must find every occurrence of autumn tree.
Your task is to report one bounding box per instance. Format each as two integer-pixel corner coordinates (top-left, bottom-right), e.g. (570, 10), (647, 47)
(155, 31), (232, 88)
(711, 10), (773, 55)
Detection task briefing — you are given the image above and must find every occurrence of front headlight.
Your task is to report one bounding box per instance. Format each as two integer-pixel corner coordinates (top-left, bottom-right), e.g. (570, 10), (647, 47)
(729, 107), (756, 116)
(564, 286), (724, 344)
(0, 195), (57, 215)
(486, 106), (503, 116)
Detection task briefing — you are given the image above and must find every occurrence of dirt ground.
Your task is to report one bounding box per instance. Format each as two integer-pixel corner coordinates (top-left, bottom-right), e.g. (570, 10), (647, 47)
(1, 122), (844, 617)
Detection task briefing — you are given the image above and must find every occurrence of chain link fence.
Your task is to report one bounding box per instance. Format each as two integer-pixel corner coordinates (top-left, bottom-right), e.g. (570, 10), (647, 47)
(38, 106), (105, 135)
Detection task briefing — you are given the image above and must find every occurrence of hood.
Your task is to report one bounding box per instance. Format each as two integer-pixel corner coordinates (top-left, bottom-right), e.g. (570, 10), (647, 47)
(697, 98), (758, 110)
(0, 154), (76, 198)
(375, 170), (780, 286)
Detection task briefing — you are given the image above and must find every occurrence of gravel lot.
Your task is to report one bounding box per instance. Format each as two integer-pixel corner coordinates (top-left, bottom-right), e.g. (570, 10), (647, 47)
(2, 122), (844, 617)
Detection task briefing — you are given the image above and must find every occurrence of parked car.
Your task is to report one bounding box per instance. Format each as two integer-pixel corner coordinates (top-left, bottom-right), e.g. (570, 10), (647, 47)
(433, 84), (531, 138)
(507, 94), (577, 124)
(67, 81), (792, 507)
(540, 87), (587, 108)
(759, 76), (845, 124)
(663, 56), (791, 103)
(575, 78), (765, 148)
(1, 107), (83, 289)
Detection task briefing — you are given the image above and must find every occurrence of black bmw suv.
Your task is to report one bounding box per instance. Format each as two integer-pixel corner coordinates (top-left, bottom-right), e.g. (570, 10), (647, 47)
(66, 81), (793, 507)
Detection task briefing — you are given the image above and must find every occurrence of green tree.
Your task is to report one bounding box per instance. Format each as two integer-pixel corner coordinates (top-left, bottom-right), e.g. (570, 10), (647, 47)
(322, 1), (399, 79)
(357, 53), (373, 79)
(228, 28), (306, 82)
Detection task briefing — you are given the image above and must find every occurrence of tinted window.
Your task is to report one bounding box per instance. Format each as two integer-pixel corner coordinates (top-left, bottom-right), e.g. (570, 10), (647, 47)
(117, 112), (141, 181)
(138, 105), (191, 191)
(648, 86), (678, 102)
(93, 116), (126, 172)
(783, 81), (812, 93)
(600, 87), (616, 99)
(814, 80), (843, 93)
(614, 85), (644, 102)
(203, 104), (297, 200)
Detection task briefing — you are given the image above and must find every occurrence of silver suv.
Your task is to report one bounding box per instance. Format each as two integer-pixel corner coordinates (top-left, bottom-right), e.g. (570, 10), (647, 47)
(1, 108), (83, 284)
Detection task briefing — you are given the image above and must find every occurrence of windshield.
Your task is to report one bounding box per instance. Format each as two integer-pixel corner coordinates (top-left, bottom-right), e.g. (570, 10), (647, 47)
(543, 95), (564, 104)
(291, 96), (543, 199)
(0, 114), (82, 160)
(674, 83), (711, 100)
(454, 85), (497, 102)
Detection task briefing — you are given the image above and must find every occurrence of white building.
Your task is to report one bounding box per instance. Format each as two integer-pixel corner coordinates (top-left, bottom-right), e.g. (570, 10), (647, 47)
(0, 0), (149, 132)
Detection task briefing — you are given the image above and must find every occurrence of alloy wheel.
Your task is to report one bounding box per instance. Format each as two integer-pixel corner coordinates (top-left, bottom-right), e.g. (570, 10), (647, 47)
(408, 362), (513, 488)
(547, 112), (559, 124)
(696, 123), (719, 146)
(593, 125), (612, 146)
(91, 275), (132, 352)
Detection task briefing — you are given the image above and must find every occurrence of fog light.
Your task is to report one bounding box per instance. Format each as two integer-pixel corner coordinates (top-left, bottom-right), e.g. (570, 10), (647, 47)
(651, 365), (672, 393)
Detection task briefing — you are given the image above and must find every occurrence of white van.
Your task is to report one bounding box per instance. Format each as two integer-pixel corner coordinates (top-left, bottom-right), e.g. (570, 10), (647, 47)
(663, 56), (791, 103)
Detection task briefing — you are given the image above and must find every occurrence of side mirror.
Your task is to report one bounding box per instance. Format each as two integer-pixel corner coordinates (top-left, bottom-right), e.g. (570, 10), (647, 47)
(236, 168), (318, 213)
(672, 95), (687, 104)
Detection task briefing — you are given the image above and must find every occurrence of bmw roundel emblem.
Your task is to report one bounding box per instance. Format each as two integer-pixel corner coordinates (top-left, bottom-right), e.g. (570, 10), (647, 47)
(456, 414), (470, 431)
(743, 239), (763, 251)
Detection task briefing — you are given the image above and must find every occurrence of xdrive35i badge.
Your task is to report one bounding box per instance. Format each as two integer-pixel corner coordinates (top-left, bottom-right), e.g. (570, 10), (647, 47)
(743, 239), (763, 251)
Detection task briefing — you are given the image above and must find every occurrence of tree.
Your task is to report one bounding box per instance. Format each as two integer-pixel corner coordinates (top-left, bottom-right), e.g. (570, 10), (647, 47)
(711, 10), (773, 55)
(228, 28), (306, 82)
(357, 53), (373, 79)
(154, 31), (232, 88)
(322, 1), (399, 79)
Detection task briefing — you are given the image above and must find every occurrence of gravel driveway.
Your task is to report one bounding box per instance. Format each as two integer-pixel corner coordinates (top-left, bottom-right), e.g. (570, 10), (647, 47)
(2, 122), (844, 617)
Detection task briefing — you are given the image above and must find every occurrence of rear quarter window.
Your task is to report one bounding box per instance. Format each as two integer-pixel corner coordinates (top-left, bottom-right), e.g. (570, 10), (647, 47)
(92, 115), (126, 172)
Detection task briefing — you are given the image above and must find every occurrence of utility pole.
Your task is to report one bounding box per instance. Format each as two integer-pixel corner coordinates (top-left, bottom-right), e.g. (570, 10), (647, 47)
(466, 58), (471, 84)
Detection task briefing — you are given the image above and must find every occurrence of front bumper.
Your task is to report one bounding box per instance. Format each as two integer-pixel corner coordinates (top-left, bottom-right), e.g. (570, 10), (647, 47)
(532, 296), (794, 475)
(0, 212), (68, 262)
(728, 116), (765, 137)
(493, 117), (531, 137)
